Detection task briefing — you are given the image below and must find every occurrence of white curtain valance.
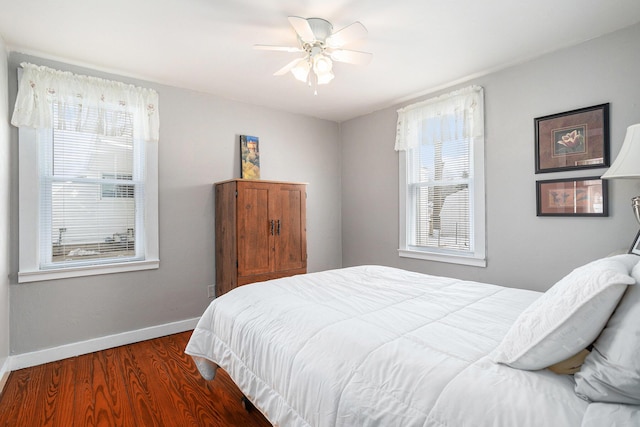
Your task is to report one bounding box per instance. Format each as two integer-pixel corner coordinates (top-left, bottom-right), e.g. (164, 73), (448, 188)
(395, 85), (484, 151)
(11, 62), (160, 142)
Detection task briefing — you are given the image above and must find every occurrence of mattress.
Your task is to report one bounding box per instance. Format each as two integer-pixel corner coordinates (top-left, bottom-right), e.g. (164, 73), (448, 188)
(185, 265), (591, 426)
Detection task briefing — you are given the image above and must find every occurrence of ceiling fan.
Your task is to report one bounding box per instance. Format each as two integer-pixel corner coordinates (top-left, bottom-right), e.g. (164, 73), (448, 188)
(255, 16), (372, 92)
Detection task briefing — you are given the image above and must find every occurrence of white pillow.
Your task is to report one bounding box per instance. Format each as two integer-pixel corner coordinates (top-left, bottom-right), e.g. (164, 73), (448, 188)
(491, 255), (636, 370)
(574, 259), (640, 404)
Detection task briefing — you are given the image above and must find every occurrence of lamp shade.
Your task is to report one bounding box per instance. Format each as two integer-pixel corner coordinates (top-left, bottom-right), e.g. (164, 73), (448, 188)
(291, 60), (311, 82)
(601, 124), (640, 179)
(316, 70), (334, 85)
(313, 54), (333, 74)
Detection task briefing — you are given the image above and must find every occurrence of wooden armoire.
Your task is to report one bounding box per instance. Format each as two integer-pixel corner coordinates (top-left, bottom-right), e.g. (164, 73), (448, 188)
(215, 179), (307, 296)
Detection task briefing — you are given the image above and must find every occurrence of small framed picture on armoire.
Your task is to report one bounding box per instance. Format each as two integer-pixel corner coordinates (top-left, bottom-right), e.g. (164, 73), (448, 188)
(240, 135), (260, 179)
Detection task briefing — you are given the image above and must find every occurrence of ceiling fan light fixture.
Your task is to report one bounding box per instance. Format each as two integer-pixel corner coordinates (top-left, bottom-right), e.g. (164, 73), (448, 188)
(313, 54), (333, 74)
(263, 16), (372, 90)
(291, 60), (311, 82)
(313, 54), (334, 85)
(316, 69), (334, 85)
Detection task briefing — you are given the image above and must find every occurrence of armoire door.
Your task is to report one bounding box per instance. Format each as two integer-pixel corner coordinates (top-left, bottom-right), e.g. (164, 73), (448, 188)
(236, 182), (274, 277)
(272, 184), (307, 272)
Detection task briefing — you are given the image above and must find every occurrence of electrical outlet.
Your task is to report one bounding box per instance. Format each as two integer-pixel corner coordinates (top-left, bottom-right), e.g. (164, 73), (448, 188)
(207, 285), (215, 298)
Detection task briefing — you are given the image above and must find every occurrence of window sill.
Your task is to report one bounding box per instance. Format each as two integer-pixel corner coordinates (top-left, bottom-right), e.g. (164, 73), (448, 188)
(398, 249), (486, 267)
(18, 259), (160, 283)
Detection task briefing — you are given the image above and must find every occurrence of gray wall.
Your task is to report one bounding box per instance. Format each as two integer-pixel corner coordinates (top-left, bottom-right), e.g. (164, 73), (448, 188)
(8, 53), (343, 355)
(7, 23), (640, 356)
(341, 23), (640, 292)
(0, 37), (9, 371)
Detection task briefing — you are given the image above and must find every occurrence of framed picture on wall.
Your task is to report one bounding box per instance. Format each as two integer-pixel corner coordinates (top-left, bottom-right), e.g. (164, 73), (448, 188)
(240, 135), (260, 179)
(536, 177), (608, 217)
(535, 103), (609, 173)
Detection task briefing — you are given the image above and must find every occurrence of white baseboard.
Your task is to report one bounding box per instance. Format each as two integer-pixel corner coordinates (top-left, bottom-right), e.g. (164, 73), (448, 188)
(9, 317), (200, 371)
(0, 357), (10, 395)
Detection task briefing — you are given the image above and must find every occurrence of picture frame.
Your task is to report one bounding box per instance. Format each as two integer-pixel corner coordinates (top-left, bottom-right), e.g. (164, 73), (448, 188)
(240, 135), (260, 180)
(630, 230), (640, 256)
(536, 177), (607, 217)
(535, 103), (609, 173)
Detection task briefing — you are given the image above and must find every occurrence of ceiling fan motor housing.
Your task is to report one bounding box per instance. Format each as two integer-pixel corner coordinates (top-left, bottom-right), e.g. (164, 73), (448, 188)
(306, 18), (333, 42)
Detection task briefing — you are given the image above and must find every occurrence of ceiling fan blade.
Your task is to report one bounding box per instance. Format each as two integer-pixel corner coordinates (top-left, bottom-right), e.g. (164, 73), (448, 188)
(329, 49), (373, 65)
(326, 22), (368, 48)
(273, 57), (305, 76)
(288, 16), (315, 42)
(254, 44), (303, 53)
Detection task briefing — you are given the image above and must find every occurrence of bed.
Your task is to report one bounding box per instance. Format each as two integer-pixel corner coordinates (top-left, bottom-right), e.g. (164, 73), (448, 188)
(185, 255), (640, 426)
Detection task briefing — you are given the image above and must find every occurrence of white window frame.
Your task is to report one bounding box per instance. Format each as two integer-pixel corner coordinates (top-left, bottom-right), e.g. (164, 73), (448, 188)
(17, 71), (159, 283)
(397, 88), (486, 267)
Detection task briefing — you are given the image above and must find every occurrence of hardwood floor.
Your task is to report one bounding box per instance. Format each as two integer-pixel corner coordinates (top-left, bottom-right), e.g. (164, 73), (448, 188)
(0, 331), (271, 426)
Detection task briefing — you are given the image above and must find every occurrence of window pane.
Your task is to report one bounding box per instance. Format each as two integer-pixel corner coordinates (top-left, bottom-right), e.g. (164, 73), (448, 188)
(49, 181), (135, 263)
(42, 104), (139, 266)
(410, 184), (469, 250)
(52, 124), (133, 179)
(408, 131), (471, 252)
(411, 138), (469, 183)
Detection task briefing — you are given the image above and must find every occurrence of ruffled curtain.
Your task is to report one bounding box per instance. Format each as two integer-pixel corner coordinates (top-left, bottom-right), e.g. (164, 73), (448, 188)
(11, 62), (159, 142)
(395, 85), (483, 151)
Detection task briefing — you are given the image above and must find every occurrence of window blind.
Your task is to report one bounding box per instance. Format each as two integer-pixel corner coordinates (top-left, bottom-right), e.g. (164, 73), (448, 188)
(407, 132), (471, 251)
(39, 104), (144, 268)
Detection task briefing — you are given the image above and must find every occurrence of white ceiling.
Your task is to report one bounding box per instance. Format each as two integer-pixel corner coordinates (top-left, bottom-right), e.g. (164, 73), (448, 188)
(1, 0), (639, 122)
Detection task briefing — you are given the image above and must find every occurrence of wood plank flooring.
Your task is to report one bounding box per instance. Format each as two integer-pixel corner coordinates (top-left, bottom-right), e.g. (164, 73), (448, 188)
(0, 331), (271, 426)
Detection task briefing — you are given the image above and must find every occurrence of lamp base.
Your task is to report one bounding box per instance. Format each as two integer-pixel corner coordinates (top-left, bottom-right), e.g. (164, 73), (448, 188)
(633, 196), (640, 224)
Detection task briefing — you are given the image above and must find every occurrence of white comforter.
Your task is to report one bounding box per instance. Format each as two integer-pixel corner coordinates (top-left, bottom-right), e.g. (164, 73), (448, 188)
(185, 265), (593, 426)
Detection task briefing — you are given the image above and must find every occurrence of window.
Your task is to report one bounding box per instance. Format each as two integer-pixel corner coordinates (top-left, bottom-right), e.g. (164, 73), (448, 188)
(13, 63), (160, 282)
(396, 86), (485, 266)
